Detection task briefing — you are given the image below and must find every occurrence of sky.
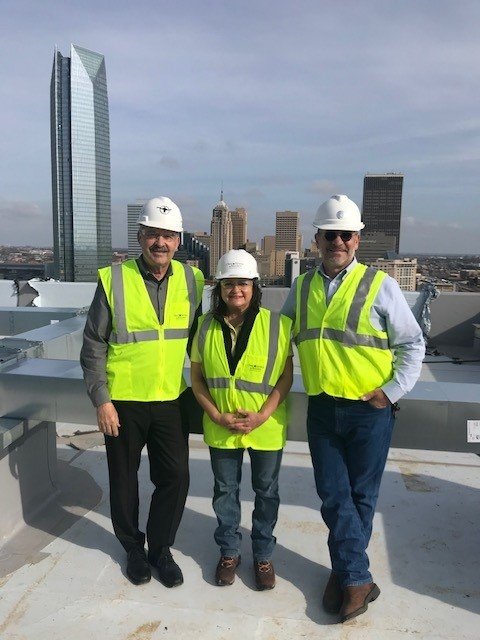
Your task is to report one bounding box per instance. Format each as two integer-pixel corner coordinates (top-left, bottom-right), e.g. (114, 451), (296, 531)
(1, 0), (480, 253)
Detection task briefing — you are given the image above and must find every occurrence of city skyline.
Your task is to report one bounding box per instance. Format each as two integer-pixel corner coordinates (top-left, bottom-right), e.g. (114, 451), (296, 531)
(2, 2), (480, 254)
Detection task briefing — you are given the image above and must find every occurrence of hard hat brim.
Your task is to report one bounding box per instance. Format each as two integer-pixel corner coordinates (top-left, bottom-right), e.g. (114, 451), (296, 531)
(138, 219), (183, 232)
(313, 221), (365, 231)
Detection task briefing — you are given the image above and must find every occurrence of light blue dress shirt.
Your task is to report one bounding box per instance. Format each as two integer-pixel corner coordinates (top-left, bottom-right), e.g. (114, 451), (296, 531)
(280, 259), (425, 403)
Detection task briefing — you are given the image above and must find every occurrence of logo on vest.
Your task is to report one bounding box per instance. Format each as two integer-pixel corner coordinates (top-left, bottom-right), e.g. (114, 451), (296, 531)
(247, 363), (264, 372)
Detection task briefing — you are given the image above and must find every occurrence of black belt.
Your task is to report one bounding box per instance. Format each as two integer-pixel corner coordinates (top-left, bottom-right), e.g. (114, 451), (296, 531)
(319, 393), (359, 403)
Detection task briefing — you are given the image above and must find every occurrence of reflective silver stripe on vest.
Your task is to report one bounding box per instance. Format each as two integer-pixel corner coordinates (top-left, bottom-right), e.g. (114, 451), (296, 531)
(262, 311), (280, 388)
(344, 267), (378, 333)
(109, 262), (191, 344)
(295, 266), (389, 350)
(110, 329), (159, 343)
(164, 328), (189, 339)
(294, 269), (318, 345)
(182, 263), (197, 329)
(206, 377), (230, 389)
(235, 380), (274, 394)
(294, 327), (320, 345)
(322, 328), (389, 349)
(110, 263), (129, 343)
(197, 313), (215, 359)
(298, 269), (316, 337)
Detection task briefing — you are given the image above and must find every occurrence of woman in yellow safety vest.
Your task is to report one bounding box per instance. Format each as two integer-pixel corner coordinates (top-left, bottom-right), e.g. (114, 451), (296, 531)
(191, 249), (293, 591)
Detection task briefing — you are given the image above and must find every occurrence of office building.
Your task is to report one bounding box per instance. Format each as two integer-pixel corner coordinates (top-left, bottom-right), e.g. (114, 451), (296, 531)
(284, 252), (300, 286)
(256, 252), (276, 279)
(275, 211), (301, 253)
(193, 231), (211, 250)
(50, 44), (111, 281)
(261, 235), (275, 256)
(177, 232), (210, 277)
(210, 192), (232, 277)
(362, 173), (403, 255)
(231, 207), (247, 249)
(127, 200), (147, 258)
(357, 231), (397, 264)
(373, 257), (417, 291)
(273, 249), (287, 277)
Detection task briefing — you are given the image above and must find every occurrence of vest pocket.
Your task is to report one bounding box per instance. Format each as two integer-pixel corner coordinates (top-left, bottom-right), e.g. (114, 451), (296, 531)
(107, 358), (132, 399)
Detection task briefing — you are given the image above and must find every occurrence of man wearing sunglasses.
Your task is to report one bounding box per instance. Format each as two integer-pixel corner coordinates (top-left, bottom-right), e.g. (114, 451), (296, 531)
(281, 194), (424, 622)
(81, 196), (204, 589)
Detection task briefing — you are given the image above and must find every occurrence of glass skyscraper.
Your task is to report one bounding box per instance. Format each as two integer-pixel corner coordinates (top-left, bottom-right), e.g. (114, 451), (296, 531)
(50, 44), (112, 281)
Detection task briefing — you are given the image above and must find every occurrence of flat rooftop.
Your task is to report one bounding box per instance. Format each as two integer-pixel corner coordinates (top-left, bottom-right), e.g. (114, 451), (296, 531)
(1, 435), (479, 639)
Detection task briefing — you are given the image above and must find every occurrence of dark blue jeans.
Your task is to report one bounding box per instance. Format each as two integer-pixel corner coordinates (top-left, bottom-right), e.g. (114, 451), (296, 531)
(307, 393), (395, 588)
(209, 447), (283, 562)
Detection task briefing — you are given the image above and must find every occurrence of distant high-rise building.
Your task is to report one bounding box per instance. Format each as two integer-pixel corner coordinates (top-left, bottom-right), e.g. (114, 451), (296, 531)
(231, 207), (247, 249)
(127, 200), (147, 258)
(261, 235), (275, 256)
(272, 249), (287, 277)
(275, 211), (301, 253)
(362, 173), (403, 255)
(193, 231), (211, 250)
(357, 231), (397, 264)
(178, 232), (210, 277)
(210, 192), (232, 277)
(51, 44), (111, 281)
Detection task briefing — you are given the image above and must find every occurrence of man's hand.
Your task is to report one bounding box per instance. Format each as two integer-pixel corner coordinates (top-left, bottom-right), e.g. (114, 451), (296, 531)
(361, 388), (391, 409)
(96, 402), (121, 437)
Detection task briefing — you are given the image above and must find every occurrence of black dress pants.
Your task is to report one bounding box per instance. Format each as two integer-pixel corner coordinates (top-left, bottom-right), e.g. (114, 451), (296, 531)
(105, 399), (189, 561)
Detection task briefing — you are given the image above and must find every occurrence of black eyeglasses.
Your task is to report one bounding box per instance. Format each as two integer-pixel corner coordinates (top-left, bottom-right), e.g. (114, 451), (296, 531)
(321, 230), (355, 242)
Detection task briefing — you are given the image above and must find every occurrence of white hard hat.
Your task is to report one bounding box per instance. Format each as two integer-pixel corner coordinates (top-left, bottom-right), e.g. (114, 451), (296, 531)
(215, 249), (260, 280)
(137, 196), (183, 232)
(313, 194), (365, 231)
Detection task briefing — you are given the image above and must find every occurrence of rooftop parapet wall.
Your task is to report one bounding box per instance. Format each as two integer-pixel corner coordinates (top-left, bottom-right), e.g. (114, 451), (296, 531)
(427, 292), (480, 347)
(0, 281), (479, 348)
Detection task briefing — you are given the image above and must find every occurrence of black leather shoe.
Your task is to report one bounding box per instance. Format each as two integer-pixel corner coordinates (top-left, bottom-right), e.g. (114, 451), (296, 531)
(126, 548), (151, 585)
(153, 548), (184, 588)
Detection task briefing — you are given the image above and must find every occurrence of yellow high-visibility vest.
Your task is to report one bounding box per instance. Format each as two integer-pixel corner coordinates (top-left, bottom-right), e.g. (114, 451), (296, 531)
(293, 263), (393, 398)
(197, 308), (292, 450)
(99, 259), (204, 401)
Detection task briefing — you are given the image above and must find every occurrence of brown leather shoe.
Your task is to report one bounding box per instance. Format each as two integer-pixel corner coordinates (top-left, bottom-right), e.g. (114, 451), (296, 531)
(340, 583), (380, 622)
(254, 560), (275, 590)
(322, 572), (342, 614)
(215, 556), (241, 586)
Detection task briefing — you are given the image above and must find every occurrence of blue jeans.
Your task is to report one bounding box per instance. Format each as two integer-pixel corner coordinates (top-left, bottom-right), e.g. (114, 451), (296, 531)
(307, 393), (395, 588)
(209, 447), (283, 562)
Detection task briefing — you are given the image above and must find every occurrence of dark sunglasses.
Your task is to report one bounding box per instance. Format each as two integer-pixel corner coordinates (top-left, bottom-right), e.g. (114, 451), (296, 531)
(321, 230), (355, 242)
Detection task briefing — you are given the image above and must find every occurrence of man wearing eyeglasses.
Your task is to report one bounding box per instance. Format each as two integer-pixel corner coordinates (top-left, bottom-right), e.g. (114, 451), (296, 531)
(281, 194), (424, 622)
(81, 196), (204, 588)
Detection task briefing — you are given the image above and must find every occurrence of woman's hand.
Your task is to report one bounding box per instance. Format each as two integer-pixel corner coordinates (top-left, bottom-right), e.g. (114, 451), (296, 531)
(215, 412), (241, 428)
(228, 409), (266, 434)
